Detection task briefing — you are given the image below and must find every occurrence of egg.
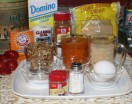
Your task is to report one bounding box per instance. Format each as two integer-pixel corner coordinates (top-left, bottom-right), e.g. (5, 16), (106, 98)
(93, 60), (116, 80)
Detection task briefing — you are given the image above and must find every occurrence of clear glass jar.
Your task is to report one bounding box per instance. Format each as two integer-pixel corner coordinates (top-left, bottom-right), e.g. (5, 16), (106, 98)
(69, 62), (84, 94)
(61, 35), (90, 69)
(24, 42), (54, 73)
(22, 42), (54, 88)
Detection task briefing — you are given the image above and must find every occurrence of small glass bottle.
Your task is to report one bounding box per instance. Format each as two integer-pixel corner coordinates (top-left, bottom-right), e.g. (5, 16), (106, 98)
(69, 62), (84, 94)
(53, 12), (72, 56)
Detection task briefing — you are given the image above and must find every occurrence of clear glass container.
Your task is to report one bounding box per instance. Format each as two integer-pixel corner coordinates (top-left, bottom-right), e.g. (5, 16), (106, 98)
(86, 34), (126, 88)
(86, 65), (123, 89)
(21, 62), (49, 88)
(89, 34), (126, 66)
(24, 42), (54, 73)
(69, 62), (84, 94)
(22, 42), (54, 88)
(61, 35), (90, 69)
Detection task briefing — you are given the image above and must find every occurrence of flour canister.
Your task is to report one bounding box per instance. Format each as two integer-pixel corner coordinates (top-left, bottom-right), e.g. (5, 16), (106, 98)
(32, 25), (52, 44)
(0, 0), (28, 39)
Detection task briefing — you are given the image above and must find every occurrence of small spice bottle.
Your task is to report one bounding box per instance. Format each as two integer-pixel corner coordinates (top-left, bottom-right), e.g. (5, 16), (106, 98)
(123, 0), (132, 25)
(49, 70), (68, 96)
(53, 12), (72, 56)
(69, 62), (84, 94)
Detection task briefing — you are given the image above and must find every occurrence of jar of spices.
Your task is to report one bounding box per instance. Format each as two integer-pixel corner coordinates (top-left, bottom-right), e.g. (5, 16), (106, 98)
(49, 70), (68, 96)
(123, 0), (132, 25)
(69, 62), (84, 94)
(53, 12), (72, 56)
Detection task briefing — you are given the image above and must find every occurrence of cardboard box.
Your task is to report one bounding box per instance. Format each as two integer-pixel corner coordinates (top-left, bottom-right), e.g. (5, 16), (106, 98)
(28, 0), (58, 28)
(10, 30), (34, 62)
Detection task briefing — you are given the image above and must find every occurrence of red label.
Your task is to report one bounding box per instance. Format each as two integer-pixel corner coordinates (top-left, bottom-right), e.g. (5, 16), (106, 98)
(127, 15), (132, 22)
(49, 82), (67, 89)
(36, 30), (51, 37)
(16, 33), (29, 46)
(56, 27), (70, 34)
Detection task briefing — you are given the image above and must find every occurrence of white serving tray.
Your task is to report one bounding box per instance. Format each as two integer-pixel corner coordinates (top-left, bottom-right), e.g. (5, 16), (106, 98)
(12, 60), (132, 99)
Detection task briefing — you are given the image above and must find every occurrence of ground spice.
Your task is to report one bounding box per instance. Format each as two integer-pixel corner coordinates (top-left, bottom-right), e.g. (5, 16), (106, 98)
(53, 12), (72, 56)
(49, 70), (68, 96)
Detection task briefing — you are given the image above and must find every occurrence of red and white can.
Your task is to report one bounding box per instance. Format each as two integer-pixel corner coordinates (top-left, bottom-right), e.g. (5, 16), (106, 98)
(49, 70), (68, 96)
(32, 25), (52, 44)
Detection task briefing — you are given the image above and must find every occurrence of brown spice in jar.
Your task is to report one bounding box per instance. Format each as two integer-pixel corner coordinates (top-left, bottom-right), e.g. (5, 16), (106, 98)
(54, 12), (71, 43)
(53, 12), (72, 56)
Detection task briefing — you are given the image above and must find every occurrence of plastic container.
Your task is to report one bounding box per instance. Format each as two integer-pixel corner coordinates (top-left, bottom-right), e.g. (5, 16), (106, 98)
(49, 70), (68, 96)
(123, 0), (132, 25)
(32, 25), (52, 44)
(53, 12), (71, 56)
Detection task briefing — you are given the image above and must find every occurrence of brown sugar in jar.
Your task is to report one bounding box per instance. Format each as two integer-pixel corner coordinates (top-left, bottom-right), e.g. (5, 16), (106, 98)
(61, 35), (90, 69)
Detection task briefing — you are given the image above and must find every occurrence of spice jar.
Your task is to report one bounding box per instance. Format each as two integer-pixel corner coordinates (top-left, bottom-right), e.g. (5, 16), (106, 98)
(123, 0), (132, 25)
(49, 70), (68, 96)
(53, 12), (72, 56)
(69, 62), (84, 94)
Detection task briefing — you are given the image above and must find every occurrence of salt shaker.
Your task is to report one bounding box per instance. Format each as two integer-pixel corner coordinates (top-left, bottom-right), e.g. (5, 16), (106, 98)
(69, 62), (84, 94)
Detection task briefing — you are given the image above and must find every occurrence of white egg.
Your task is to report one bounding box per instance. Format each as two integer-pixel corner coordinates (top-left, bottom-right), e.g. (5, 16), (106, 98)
(93, 60), (116, 80)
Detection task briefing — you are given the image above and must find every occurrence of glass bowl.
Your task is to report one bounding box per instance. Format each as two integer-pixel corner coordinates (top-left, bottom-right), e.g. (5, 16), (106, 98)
(86, 66), (123, 89)
(21, 62), (49, 88)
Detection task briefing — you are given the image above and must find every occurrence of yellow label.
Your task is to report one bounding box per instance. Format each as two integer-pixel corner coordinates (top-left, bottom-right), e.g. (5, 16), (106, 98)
(71, 2), (120, 37)
(29, 13), (54, 28)
(50, 85), (68, 96)
(28, 0), (58, 29)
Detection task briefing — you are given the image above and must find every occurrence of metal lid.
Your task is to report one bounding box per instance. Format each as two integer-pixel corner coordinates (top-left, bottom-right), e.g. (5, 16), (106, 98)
(71, 62), (82, 70)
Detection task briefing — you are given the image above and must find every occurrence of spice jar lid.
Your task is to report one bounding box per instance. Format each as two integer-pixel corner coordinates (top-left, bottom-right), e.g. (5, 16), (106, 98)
(54, 12), (70, 21)
(71, 62), (82, 70)
(49, 70), (68, 81)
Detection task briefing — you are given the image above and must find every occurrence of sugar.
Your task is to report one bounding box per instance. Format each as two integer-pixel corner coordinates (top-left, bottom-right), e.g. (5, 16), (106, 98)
(28, 0), (58, 28)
